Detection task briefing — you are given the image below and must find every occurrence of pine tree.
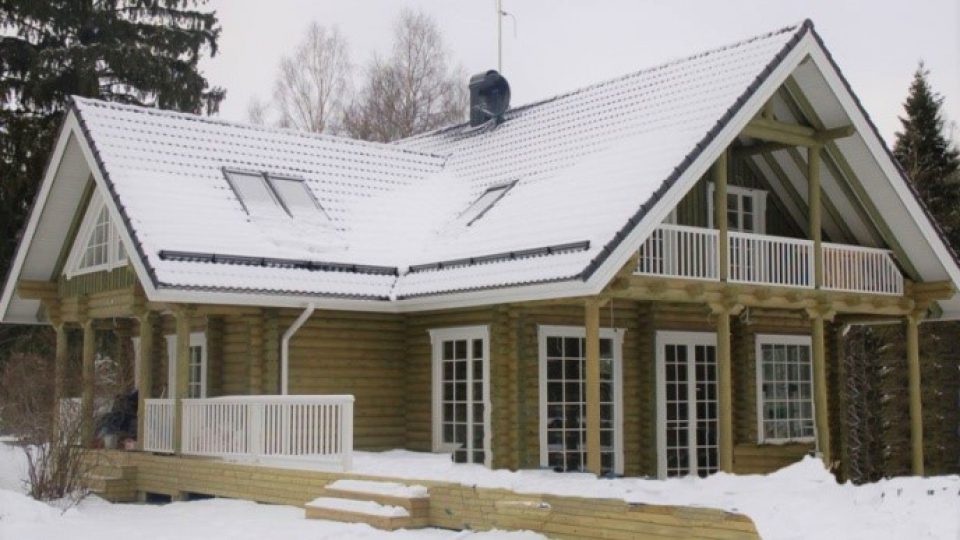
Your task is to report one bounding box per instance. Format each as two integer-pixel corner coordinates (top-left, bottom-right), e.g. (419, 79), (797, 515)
(0, 0), (224, 366)
(893, 63), (960, 248)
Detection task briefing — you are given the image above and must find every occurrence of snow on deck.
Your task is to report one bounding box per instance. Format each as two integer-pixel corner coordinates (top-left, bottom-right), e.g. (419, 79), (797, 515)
(340, 450), (959, 540)
(305, 497), (410, 518)
(326, 479), (429, 499)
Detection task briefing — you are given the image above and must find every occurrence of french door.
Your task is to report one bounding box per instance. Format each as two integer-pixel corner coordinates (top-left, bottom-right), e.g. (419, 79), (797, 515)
(656, 331), (718, 478)
(430, 326), (491, 467)
(539, 326), (624, 476)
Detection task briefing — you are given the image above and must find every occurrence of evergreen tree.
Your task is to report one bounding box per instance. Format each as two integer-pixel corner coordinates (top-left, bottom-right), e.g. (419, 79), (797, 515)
(0, 0), (224, 365)
(893, 63), (960, 248)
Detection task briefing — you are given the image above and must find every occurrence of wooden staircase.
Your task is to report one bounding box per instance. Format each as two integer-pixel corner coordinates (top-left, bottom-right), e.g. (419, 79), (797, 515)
(82, 462), (137, 502)
(304, 479), (430, 530)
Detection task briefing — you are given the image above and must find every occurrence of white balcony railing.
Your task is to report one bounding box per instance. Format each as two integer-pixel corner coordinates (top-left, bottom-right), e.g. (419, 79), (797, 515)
(636, 225), (904, 296)
(143, 399), (175, 453)
(637, 224), (720, 281)
(823, 243), (904, 295)
(181, 395), (354, 471)
(728, 231), (814, 288)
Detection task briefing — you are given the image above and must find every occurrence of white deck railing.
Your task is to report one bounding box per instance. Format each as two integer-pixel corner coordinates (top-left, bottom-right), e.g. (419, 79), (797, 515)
(143, 399), (175, 453)
(637, 224), (720, 281)
(180, 395), (354, 471)
(636, 226), (903, 296)
(823, 243), (904, 295)
(728, 231), (814, 288)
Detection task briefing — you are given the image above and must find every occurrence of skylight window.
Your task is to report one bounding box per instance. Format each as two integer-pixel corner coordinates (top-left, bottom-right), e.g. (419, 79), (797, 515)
(459, 181), (515, 226)
(269, 175), (325, 219)
(223, 168), (327, 221)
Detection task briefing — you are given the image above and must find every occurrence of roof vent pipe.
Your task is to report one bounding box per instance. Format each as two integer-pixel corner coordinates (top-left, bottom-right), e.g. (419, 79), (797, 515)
(469, 70), (511, 126)
(281, 303), (315, 395)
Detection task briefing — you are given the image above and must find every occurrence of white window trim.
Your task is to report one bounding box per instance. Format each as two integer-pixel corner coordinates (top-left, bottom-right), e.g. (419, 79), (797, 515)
(707, 182), (768, 234)
(164, 332), (207, 399)
(537, 324), (626, 476)
(655, 330), (718, 479)
(64, 191), (129, 279)
(754, 333), (815, 445)
(429, 325), (492, 468)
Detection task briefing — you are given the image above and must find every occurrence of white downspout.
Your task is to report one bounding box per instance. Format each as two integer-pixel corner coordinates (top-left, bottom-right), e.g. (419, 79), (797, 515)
(281, 303), (315, 395)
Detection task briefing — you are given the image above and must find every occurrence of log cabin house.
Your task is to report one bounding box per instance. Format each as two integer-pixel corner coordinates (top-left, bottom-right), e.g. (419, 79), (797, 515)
(2, 20), (958, 514)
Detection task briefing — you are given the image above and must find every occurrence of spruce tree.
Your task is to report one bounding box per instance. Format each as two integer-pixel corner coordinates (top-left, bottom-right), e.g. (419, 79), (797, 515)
(0, 0), (224, 365)
(893, 63), (960, 248)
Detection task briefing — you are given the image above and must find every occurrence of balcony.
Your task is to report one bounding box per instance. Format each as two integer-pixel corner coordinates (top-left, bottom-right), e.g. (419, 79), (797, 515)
(636, 224), (904, 295)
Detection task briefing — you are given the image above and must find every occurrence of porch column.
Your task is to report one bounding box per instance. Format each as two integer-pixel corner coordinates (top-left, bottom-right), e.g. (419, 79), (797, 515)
(52, 322), (68, 439)
(808, 145), (823, 288)
(584, 298), (602, 475)
(136, 311), (155, 451)
(712, 303), (735, 472)
(906, 311), (924, 476)
(173, 306), (193, 454)
(80, 317), (96, 448)
(809, 310), (831, 465)
(714, 148), (729, 281)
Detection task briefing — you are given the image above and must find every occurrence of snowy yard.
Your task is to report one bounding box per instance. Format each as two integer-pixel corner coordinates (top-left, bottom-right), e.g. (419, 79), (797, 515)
(1, 440), (958, 540)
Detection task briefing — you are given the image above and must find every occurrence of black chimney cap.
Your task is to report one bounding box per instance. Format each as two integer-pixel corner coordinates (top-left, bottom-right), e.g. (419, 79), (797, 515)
(469, 70), (510, 127)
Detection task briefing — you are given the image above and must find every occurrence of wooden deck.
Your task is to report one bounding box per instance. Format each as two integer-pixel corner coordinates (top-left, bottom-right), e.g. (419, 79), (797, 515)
(86, 450), (760, 540)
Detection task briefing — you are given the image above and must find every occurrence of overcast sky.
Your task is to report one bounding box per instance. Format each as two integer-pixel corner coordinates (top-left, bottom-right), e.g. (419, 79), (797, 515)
(201, 0), (959, 146)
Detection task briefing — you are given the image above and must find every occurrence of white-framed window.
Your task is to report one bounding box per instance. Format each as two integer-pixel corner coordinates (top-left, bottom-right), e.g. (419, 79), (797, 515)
(755, 334), (814, 444)
(430, 326), (491, 467)
(708, 183), (767, 234)
(656, 331), (719, 479)
(164, 332), (207, 399)
(538, 325), (625, 476)
(223, 168), (328, 221)
(64, 191), (129, 278)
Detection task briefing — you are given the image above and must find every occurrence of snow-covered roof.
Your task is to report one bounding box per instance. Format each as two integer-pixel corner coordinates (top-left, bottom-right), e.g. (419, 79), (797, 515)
(4, 19), (960, 319)
(70, 23), (800, 301)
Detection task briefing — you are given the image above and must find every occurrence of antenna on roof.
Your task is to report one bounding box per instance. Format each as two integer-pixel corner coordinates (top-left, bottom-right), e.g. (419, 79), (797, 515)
(496, 0), (516, 73)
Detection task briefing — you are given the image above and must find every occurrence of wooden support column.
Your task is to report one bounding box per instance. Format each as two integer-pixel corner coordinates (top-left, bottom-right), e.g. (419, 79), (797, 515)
(709, 300), (741, 472)
(810, 311), (831, 465)
(808, 145), (823, 288)
(80, 317), (96, 448)
(906, 310), (924, 476)
(584, 298), (602, 475)
(172, 306), (193, 453)
(714, 304), (734, 472)
(714, 148), (729, 281)
(248, 311), (264, 395)
(135, 311), (155, 451)
(52, 322), (68, 439)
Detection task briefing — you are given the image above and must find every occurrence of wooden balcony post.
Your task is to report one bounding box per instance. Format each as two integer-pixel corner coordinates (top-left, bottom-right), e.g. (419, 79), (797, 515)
(714, 148), (729, 281)
(584, 298), (602, 475)
(173, 306), (193, 453)
(809, 310), (831, 465)
(906, 310), (924, 476)
(808, 145), (823, 288)
(80, 317), (96, 448)
(135, 311), (155, 451)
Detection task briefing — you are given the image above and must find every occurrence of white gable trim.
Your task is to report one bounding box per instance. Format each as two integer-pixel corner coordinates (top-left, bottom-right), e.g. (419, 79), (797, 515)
(0, 117), (78, 324)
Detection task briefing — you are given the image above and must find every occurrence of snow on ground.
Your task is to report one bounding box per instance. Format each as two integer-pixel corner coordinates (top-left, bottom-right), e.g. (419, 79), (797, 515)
(0, 441), (542, 540)
(2, 440), (958, 540)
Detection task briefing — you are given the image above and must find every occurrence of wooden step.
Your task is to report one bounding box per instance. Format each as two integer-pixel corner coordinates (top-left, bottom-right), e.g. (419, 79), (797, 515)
(304, 497), (414, 530)
(322, 479), (429, 521)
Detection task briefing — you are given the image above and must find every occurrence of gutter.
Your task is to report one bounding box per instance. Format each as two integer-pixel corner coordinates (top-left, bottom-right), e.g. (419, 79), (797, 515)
(281, 303), (315, 395)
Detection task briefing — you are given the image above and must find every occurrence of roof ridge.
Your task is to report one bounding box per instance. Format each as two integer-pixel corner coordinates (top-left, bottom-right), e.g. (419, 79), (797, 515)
(68, 96), (447, 161)
(399, 20), (810, 143)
